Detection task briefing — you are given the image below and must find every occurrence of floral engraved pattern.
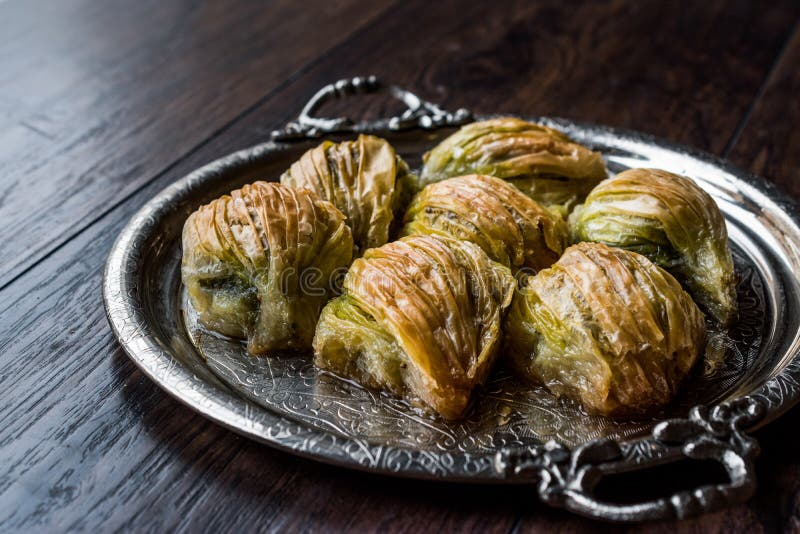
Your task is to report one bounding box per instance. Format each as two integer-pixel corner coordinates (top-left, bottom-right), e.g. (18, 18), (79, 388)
(182, 245), (767, 457)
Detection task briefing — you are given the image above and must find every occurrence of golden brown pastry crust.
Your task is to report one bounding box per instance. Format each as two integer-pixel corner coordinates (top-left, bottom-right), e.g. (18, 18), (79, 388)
(402, 174), (568, 274)
(505, 242), (706, 416)
(314, 234), (515, 419)
(182, 181), (353, 353)
(571, 168), (737, 325)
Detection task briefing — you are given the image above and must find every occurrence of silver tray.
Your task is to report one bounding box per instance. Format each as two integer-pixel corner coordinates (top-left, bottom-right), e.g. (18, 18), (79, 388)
(103, 77), (800, 523)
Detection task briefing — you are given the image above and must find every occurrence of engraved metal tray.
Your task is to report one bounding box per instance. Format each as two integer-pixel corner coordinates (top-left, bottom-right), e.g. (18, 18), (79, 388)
(103, 77), (800, 522)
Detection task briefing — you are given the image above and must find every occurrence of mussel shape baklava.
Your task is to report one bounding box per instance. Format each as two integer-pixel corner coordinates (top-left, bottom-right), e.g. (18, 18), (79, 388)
(570, 168), (737, 325)
(281, 134), (417, 255)
(401, 174), (568, 275)
(313, 234), (516, 419)
(420, 117), (607, 214)
(505, 242), (706, 416)
(182, 181), (353, 354)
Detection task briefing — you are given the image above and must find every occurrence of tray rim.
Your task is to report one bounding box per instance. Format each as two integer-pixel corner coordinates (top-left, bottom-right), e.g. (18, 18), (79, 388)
(103, 95), (800, 522)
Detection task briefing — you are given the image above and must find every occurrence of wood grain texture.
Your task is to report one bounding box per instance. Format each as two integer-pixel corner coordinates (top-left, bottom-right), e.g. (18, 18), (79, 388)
(268, 0), (796, 151)
(1, 0), (800, 531)
(0, 0), (395, 289)
(725, 23), (800, 199)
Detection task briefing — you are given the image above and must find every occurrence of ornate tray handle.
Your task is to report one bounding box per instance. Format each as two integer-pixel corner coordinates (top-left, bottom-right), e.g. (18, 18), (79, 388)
(271, 75), (473, 141)
(495, 396), (766, 522)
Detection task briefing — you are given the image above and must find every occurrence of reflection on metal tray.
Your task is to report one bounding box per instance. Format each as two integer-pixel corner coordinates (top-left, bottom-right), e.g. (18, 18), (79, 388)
(183, 245), (765, 452)
(104, 76), (800, 523)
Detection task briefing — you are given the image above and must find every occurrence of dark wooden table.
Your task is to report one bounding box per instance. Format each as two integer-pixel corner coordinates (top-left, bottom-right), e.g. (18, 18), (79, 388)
(1, 0), (799, 531)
